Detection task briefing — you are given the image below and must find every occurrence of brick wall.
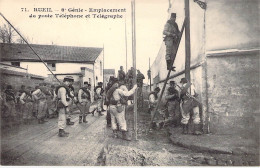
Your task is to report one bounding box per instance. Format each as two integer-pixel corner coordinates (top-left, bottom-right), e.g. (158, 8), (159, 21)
(1, 73), (45, 91)
(206, 51), (260, 140)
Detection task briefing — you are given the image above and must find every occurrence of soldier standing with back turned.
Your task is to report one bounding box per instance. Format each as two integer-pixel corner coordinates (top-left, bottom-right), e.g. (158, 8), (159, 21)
(56, 76), (74, 137)
(163, 13), (180, 71)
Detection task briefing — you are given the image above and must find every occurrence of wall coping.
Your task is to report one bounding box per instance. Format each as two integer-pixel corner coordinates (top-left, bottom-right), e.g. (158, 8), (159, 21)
(206, 48), (260, 57)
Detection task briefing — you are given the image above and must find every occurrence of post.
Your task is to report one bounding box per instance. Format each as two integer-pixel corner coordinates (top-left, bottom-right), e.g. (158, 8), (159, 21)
(103, 44), (105, 88)
(131, 0), (137, 140)
(149, 57), (151, 92)
(185, 0), (191, 82)
(125, 16), (128, 71)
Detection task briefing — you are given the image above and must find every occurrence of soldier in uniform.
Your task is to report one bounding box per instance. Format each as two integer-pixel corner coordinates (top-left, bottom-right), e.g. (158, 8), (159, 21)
(104, 76), (116, 127)
(3, 85), (17, 127)
(164, 81), (181, 127)
(56, 76), (74, 137)
(117, 66), (126, 82)
(78, 82), (91, 123)
(107, 78), (138, 141)
(136, 70), (145, 88)
(32, 85), (39, 118)
(94, 82), (104, 116)
(65, 85), (75, 125)
(179, 78), (202, 135)
(32, 84), (48, 124)
(148, 87), (161, 129)
(163, 13), (180, 71)
(48, 85), (58, 118)
(20, 85), (34, 124)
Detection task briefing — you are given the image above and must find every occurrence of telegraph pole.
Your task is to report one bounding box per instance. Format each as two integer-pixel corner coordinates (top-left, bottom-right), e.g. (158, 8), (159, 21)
(185, 0), (191, 82)
(149, 57), (151, 91)
(125, 16), (128, 71)
(131, 0), (137, 140)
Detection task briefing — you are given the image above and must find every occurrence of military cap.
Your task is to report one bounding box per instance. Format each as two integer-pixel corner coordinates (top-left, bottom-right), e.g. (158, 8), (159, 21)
(154, 87), (160, 92)
(171, 13), (176, 18)
(64, 76), (74, 82)
(170, 81), (176, 84)
(83, 81), (89, 85)
(180, 78), (188, 84)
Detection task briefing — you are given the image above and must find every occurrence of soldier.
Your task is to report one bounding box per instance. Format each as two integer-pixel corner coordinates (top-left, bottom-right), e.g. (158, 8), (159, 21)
(117, 66), (126, 82)
(20, 85), (34, 124)
(65, 85), (75, 125)
(32, 84), (48, 124)
(163, 13), (180, 71)
(94, 82), (104, 116)
(48, 85), (58, 118)
(56, 76), (74, 137)
(32, 85), (39, 118)
(136, 70), (145, 88)
(107, 78), (138, 141)
(148, 87), (161, 130)
(2, 85), (17, 127)
(104, 76), (115, 127)
(179, 78), (202, 135)
(78, 82), (91, 123)
(164, 81), (181, 127)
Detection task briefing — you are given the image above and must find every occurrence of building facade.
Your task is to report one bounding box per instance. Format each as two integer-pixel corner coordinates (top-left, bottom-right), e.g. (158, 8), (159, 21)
(0, 43), (104, 90)
(150, 0), (259, 140)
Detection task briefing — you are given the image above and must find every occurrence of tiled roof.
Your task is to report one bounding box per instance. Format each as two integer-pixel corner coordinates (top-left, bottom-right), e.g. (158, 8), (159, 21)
(0, 43), (103, 63)
(104, 69), (115, 74)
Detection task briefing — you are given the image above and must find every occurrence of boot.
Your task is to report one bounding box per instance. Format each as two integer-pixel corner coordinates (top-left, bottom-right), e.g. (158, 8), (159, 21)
(166, 60), (176, 71)
(66, 118), (74, 125)
(182, 124), (188, 134)
(23, 119), (28, 125)
(122, 131), (131, 141)
(193, 124), (202, 135)
(83, 115), (88, 123)
(38, 119), (43, 124)
(98, 111), (104, 116)
(41, 118), (48, 122)
(58, 129), (69, 137)
(79, 116), (83, 123)
(113, 130), (118, 138)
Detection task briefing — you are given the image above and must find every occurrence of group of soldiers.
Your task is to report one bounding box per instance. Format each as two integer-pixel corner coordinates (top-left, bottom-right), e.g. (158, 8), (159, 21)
(146, 12), (203, 135)
(0, 83), (58, 127)
(148, 78), (202, 135)
(0, 76), (106, 137)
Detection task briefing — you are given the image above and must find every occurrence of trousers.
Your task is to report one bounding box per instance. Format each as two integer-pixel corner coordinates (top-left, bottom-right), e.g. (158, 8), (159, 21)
(180, 99), (200, 125)
(58, 108), (66, 129)
(110, 105), (127, 131)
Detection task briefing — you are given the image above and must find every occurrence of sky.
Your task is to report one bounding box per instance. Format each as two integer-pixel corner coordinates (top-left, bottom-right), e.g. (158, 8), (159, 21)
(0, 0), (169, 84)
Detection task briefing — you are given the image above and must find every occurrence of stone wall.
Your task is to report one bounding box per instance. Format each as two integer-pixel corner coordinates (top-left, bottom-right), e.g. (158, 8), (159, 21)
(206, 50), (260, 140)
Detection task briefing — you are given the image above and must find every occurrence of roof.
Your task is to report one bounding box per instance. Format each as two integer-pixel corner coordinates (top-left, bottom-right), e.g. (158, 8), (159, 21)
(104, 69), (115, 74)
(0, 43), (103, 63)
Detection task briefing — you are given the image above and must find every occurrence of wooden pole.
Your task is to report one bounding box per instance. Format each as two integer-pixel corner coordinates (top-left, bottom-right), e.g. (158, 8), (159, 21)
(185, 0), (191, 82)
(125, 16), (128, 71)
(149, 57), (151, 92)
(131, 0), (137, 140)
(103, 44), (105, 88)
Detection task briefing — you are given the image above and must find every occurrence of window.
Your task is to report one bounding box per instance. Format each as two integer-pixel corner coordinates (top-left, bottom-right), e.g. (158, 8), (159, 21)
(47, 63), (56, 71)
(11, 62), (20, 67)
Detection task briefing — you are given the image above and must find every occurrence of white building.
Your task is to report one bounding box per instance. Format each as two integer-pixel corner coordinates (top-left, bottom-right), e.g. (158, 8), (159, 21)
(0, 43), (104, 90)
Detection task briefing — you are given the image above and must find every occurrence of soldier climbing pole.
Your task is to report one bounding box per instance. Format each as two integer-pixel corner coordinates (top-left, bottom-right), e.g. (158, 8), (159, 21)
(147, 18), (186, 132)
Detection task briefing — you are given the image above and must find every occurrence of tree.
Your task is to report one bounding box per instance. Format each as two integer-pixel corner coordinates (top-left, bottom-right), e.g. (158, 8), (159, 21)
(0, 23), (16, 43)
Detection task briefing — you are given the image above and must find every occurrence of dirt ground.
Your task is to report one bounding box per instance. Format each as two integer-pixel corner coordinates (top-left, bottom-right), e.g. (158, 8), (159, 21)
(1, 102), (258, 166)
